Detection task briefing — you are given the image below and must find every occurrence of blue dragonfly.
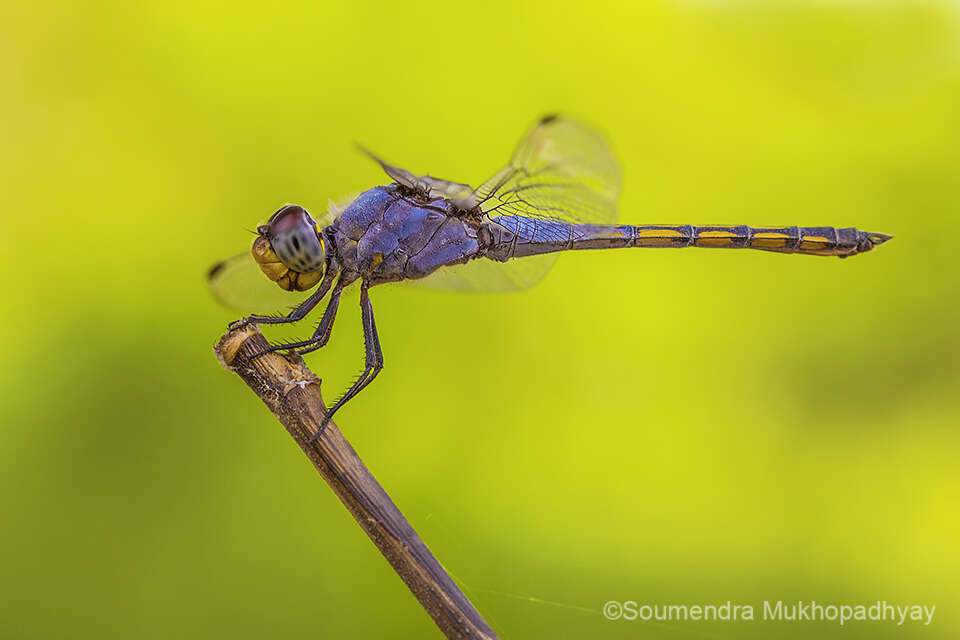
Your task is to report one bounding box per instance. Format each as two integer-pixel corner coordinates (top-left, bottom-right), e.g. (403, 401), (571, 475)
(209, 115), (892, 437)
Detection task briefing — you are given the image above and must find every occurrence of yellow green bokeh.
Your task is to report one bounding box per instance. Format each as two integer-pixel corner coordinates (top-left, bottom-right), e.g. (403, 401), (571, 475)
(2, 1), (958, 638)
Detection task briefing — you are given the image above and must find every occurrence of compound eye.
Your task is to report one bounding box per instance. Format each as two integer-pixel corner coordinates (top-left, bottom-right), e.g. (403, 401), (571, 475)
(268, 205), (310, 230)
(267, 205), (325, 273)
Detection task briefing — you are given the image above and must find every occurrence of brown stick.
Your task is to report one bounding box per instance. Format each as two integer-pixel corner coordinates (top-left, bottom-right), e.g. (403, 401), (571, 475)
(214, 325), (498, 640)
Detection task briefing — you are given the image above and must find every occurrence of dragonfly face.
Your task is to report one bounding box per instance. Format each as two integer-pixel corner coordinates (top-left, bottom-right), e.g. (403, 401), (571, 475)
(252, 204), (326, 291)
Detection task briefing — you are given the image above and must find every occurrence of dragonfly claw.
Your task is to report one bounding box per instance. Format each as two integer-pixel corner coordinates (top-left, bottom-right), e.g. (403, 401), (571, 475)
(248, 344), (288, 360)
(309, 417), (332, 443)
(248, 339), (312, 361)
(228, 317), (252, 331)
(247, 347), (271, 360)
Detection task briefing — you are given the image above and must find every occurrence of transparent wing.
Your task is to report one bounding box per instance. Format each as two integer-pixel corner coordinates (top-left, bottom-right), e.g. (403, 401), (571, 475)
(357, 145), (477, 208)
(403, 254), (558, 293)
(474, 115), (622, 238)
(360, 115), (621, 292)
(207, 251), (313, 313)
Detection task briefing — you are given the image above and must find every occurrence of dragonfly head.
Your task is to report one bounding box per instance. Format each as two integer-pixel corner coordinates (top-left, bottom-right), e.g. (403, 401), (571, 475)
(252, 204), (326, 291)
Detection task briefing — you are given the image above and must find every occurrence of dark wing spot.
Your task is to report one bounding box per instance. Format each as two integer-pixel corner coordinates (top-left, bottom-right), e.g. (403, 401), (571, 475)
(539, 113), (559, 125)
(207, 261), (225, 280)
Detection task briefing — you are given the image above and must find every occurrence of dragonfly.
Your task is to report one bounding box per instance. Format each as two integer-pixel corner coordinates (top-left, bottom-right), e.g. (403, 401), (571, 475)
(209, 115), (892, 439)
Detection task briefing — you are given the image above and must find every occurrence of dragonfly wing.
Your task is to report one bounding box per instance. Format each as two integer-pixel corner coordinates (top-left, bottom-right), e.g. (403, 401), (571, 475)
(419, 175), (477, 208)
(363, 115), (621, 292)
(356, 144), (425, 190)
(403, 254), (558, 293)
(474, 115), (622, 234)
(207, 251), (314, 313)
(358, 145), (478, 207)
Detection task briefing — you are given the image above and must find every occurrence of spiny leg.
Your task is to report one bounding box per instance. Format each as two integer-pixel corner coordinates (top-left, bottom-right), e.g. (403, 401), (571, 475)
(249, 281), (344, 359)
(311, 282), (383, 442)
(296, 285), (346, 356)
(228, 267), (337, 331)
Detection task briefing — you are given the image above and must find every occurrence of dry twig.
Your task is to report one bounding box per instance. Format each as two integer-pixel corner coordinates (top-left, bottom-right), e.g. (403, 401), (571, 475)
(214, 325), (498, 640)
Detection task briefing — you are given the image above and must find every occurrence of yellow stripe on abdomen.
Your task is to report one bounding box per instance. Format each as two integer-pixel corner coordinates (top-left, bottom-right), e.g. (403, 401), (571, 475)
(622, 224), (861, 257)
(796, 227), (839, 255)
(633, 225), (693, 247)
(693, 226), (749, 248)
(751, 231), (790, 248)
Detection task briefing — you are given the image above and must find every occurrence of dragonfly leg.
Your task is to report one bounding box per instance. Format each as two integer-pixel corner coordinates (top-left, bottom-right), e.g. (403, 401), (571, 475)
(311, 282), (383, 441)
(248, 281), (344, 359)
(228, 268), (337, 331)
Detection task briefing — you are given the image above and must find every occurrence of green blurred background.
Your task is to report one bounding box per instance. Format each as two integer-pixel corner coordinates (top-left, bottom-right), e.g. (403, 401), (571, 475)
(2, 1), (958, 638)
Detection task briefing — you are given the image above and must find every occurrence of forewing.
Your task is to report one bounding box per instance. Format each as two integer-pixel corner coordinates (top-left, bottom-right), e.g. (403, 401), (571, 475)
(356, 144), (424, 190)
(474, 115), (622, 237)
(358, 145), (477, 207)
(403, 254), (557, 293)
(360, 115), (621, 292)
(207, 251), (313, 313)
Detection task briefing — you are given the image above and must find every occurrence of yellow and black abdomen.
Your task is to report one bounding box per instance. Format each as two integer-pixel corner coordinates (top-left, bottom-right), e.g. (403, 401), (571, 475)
(628, 225), (892, 258)
(485, 217), (892, 260)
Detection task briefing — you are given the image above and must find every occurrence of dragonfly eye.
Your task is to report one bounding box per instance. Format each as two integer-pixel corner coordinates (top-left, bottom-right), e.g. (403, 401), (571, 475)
(264, 204), (326, 274)
(251, 205), (325, 291)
